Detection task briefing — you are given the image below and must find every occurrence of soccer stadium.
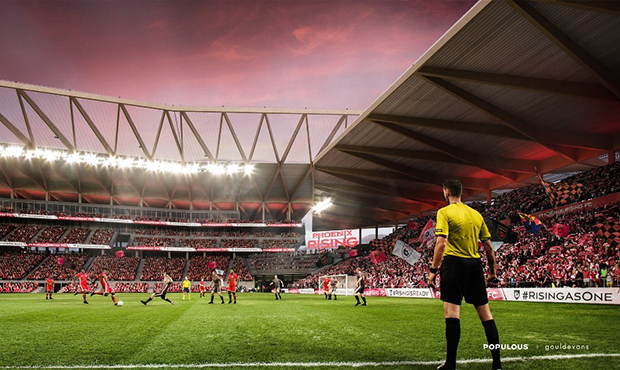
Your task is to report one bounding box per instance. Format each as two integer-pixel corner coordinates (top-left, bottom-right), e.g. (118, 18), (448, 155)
(1, 0), (619, 369)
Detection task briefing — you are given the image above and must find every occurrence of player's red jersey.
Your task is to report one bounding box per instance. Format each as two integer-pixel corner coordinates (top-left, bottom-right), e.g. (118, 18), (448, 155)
(228, 273), (238, 291)
(323, 279), (330, 290)
(97, 272), (113, 293)
(199, 281), (206, 291)
(77, 272), (89, 290)
(46, 278), (54, 291)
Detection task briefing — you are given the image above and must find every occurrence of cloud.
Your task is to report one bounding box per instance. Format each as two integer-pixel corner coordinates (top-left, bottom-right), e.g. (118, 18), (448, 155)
(0, 0), (475, 110)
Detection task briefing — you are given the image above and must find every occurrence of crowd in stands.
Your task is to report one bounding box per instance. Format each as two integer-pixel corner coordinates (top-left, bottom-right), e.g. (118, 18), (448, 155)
(470, 161), (620, 221)
(180, 239), (217, 249)
(134, 237), (175, 247)
(28, 254), (88, 280)
(261, 240), (299, 248)
(255, 232), (276, 238)
(34, 227), (67, 243)
(140, 257), (186, 280)
(193, 231), (223, 237)
(89, 256), (140, 280)
(187, 255), (230, 280)
(113, 282), (149, 293)
(62, 228), (90, 244)
(89, 229), (114, 245)
(135, 229), (161, 235)
(231, 257), (252, 280)
(6, 225), (41, 242)
(222, 239), (258, 249)
(492, 203), (620, 288)
(292, 164), (620, 290)
(0, 253), (45, 280)
(0, 224), (15, 239)
(281, 232), (301, 238)
(226, 231), (251, 238)
(0, 281), (38, 293)
(0, 207), (301, 226)
(252, 253), (320, 272)
(165, 230), (190, 236)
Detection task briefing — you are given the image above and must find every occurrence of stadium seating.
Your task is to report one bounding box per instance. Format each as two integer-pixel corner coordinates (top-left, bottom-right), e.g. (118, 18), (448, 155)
(187, 255), (230, 280)
(6, 225), (41, 242)
(62, 228), (90, 244)
(0, 281), (38, 293)
(28, 254), (88, 280)
(33, 227), (67, 243)
(140, 257), (186, 280)
(0, 253), (45, 280)
(470, 161), (620, 220)
(89, 256), (140, 281)
(252, 253), (321, 271)
(292, 200), (620, 289)
(113, 282), (149, 293)
(89, 229), (114, 245)
(0, 224), (15, 239)
(180, 239), (218, 249)
(231, 257), (252, 281)
(134, 237), (175, 247)
(221, 239), (258, 249)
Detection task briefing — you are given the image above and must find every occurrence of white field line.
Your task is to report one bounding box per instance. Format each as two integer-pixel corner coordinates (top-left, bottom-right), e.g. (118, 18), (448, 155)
(1, 353), (619, 369)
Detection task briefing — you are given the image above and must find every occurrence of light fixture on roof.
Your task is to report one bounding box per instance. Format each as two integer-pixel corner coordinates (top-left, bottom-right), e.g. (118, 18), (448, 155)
(0, 144), (259, 178)
(312, 198), (332, 214)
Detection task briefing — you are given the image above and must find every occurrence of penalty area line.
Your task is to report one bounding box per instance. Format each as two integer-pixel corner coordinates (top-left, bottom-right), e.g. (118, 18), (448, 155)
(2, 353), (620, 369)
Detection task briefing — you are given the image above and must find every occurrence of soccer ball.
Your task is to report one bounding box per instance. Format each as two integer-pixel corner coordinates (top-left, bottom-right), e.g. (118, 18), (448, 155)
(117, 301), (123, 306)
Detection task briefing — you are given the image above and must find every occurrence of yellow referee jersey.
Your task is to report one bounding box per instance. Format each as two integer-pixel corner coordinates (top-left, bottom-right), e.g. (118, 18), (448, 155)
(182, 279), (191, 288)
(435, 203), (491, 259)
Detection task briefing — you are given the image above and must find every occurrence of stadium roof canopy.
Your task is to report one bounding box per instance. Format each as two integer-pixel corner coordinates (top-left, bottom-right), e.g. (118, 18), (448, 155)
(0, 80), (361, 219)
(312, 0), (620, 230)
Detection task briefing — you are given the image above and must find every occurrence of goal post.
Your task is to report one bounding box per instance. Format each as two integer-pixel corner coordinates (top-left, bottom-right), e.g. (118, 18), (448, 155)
(319, 274), (354, 296)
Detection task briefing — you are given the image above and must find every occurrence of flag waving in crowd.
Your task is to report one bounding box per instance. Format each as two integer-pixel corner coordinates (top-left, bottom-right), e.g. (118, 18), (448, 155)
(552, 223), (570, 238)
(419, 219), (436, 248)
(392, 240), (421, 265)
(484, 217), (518, 251)
(518, 212), (543, 235)
(537, 171), (583, 208)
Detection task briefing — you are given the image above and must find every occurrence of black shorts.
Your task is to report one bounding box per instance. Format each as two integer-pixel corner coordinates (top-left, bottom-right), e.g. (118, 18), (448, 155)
(354, 285), (365, 295)
(440, 255), (488, 306)
(183, 287), (190, 293)
(155, 286), (169, 299)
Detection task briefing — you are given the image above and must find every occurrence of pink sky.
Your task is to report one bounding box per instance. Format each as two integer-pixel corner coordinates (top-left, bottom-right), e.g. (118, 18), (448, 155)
(0, 0), (475, 110)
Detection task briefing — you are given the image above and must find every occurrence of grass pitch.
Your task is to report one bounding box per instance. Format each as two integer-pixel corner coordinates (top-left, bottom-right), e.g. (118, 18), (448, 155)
(0, 293), (619, 369)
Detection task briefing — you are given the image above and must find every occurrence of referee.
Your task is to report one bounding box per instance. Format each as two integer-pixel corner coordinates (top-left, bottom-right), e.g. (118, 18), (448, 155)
(428, 179), (502, 370)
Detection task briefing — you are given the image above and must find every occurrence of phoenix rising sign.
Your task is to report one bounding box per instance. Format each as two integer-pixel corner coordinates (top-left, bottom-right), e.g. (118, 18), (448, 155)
(308, 229), (359, 250)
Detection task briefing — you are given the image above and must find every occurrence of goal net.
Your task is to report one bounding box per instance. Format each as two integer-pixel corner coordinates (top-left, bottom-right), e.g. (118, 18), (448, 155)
(319, 274), (355, 296)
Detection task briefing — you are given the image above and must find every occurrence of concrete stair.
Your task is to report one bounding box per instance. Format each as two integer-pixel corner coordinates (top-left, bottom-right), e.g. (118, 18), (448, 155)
(134, 258), (145, 281)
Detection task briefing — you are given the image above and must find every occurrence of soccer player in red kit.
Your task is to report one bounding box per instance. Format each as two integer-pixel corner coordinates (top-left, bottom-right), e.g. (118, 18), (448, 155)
(199, 278), (206, 298)
(323, 277), (330, 299)
(45, 276), (54, 300)
(90, 268), (119, 306)
(227, 269), (239, 304)
(73, 269), (91, 304)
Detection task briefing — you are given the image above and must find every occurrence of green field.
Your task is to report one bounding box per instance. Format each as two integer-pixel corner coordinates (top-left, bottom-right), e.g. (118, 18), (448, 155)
(0, 293), (619, 369)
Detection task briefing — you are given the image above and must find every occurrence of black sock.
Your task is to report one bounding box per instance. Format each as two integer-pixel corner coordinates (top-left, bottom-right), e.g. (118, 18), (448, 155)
(164, 298), (173, 304)
(278, 293), (282, 299)
(445, 318), (460, 368)
(275, 293), (278, 299)
(145, 297), (153, 303)
(334, 295), (337, 300)
(355, 296), (360, 303)
(361, 296), (366, 304)
(482, 319), (501, 369)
